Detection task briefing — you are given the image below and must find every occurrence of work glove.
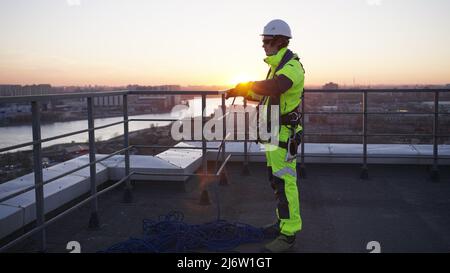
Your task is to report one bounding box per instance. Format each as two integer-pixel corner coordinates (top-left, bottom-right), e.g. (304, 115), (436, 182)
(225, 88), (239, 99)
(225, 82), (253, 99)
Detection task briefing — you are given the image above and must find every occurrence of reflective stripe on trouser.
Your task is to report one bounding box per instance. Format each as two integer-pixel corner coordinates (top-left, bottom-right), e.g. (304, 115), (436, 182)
(264, 127), (302, 236)
(266, 145), (275, 190)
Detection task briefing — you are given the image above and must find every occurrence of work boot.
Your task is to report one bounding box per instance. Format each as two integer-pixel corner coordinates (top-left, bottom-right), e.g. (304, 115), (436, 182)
(262, 221), (280, 239)
(262, 234), (296, 253)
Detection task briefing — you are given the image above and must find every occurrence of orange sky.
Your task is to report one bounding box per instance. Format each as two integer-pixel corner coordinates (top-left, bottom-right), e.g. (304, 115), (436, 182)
(0, 0), (449, 87)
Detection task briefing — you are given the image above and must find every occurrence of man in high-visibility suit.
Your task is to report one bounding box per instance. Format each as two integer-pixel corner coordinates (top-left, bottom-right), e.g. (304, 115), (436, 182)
(226, 19), (305, 252)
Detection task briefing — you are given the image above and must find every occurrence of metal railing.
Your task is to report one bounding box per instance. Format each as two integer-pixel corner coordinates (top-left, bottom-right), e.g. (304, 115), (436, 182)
(0, 88), (449, 252)
(297, 89), (450, 180)
(0, 90), (229, 252)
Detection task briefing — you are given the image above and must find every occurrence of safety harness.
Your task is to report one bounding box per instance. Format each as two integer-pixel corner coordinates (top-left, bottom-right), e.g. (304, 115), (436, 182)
(257, 49), (304, 154)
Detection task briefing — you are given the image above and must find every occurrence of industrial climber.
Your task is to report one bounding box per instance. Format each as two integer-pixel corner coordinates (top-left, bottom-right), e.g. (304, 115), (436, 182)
(226, 19), (305, 253)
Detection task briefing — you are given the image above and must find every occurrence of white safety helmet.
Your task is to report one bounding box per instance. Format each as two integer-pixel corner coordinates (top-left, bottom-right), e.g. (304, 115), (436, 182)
(261, 19), (292, 38)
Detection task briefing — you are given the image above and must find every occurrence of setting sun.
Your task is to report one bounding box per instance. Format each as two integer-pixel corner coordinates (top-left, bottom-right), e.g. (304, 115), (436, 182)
(229, 74), (254, 86)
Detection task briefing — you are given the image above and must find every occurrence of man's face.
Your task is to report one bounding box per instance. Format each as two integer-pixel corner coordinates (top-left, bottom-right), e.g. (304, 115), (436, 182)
(262, 36), (279, 56)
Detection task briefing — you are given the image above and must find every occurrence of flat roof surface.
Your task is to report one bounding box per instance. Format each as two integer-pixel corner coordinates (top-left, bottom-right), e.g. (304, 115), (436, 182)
(8, 162), (450, 253)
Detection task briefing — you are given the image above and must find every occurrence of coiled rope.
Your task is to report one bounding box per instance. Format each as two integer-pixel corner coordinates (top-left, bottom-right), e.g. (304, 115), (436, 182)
(101, 97), (266, 253)
(101, 211), (265, 253)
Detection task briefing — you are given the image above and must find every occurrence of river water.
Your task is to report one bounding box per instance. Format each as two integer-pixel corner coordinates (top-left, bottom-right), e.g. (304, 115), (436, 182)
(0, 97), (244, 152)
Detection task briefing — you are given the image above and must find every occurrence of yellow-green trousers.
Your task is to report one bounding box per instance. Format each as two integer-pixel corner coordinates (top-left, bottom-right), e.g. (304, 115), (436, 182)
(265, 125), (302, 236)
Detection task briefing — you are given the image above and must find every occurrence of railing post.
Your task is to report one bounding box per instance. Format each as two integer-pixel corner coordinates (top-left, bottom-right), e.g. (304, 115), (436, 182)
(31, 101), (46, 252)
(202, 94), (207, 174)
(242, 97), (250, 176)
(360, 90), (369, 179)
(299, 92), (307, 179)
(431, 90), (440, 182)
(87, 97), (100, 229)
(199, 93), (210, 205)
(219, 93), (228, 186)
(122, 94), (133, 202)
(222, 94), (226, 162)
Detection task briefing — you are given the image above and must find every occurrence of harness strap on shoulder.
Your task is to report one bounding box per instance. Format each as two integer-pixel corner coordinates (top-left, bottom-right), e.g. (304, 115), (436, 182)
(258, 49), (297, 141)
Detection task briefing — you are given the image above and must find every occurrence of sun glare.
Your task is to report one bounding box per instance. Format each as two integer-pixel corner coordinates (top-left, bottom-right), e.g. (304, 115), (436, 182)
(229, 74), (253, 86)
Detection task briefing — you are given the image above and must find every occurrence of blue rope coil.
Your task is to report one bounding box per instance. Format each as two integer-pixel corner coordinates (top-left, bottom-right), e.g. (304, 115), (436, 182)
(102, 115), (267, 253)
(101, 211), (265, 253)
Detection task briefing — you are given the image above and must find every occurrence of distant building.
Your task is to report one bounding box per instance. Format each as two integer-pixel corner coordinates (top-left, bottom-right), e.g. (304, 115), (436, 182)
(126, 85), (182, 109)
(0, 85), (21, 96)
(323, 82), (339, 90)
(126, 85), (181, 92)
(0, 84), (51, 96)
(0, 85), (52, 118)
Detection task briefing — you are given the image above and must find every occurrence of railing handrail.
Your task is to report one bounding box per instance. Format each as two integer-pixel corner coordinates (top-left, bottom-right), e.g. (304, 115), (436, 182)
(0, 88), (449, 252)
(1, 88), (448, 155)
(304, 88), (450, 93)
(0, 90), (226, 103)
(1, 88), (449, 103)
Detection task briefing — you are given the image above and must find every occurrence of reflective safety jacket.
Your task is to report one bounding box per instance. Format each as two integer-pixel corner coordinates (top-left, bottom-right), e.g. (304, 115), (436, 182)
(245, 47), (305, 134)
